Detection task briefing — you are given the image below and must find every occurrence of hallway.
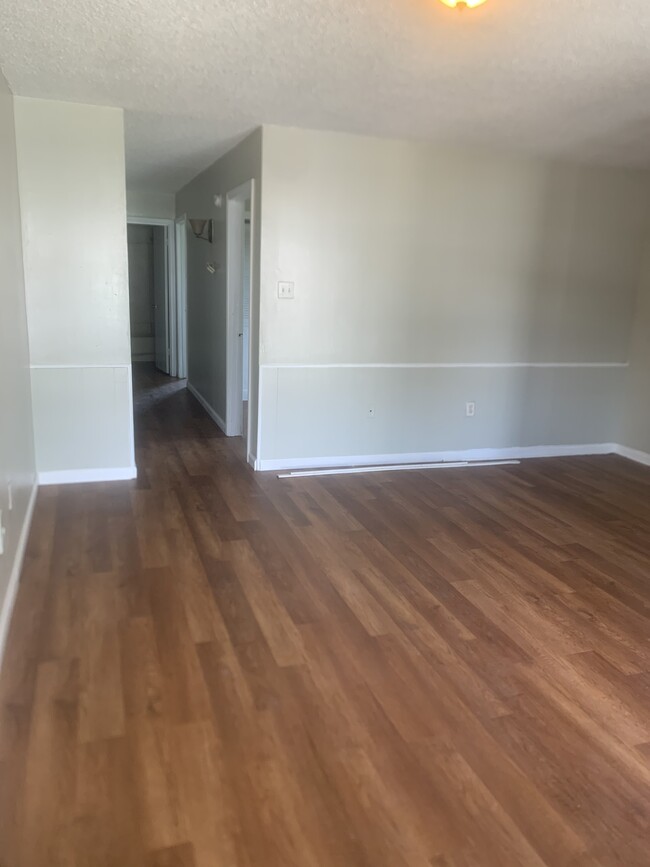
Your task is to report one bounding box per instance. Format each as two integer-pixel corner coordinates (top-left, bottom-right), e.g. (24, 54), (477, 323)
(0, 366), (649, 866)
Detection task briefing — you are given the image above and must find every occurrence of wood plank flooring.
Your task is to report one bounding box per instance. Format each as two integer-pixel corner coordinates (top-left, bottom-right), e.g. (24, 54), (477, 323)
(1, 363), (649, 867)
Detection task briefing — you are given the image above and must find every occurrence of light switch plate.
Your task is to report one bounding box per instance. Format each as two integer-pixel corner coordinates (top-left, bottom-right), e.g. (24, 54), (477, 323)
(278, 281), (295, 299)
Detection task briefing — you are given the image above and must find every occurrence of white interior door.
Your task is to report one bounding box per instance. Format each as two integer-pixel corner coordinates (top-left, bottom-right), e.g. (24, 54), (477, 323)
(152, 226), (169, 373)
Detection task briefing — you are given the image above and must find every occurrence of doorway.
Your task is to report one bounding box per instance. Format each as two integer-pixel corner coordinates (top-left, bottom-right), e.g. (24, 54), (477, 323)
(241, 205), (251, 439)
(225, 180), (254, 462)
(127, 217), (185, 378)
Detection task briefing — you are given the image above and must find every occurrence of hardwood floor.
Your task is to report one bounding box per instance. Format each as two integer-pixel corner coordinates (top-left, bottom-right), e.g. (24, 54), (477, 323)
(1, 363), (649, 867)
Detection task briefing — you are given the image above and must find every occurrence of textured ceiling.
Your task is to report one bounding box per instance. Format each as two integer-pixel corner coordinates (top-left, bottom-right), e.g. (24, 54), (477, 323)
(2, 0), (650, 192)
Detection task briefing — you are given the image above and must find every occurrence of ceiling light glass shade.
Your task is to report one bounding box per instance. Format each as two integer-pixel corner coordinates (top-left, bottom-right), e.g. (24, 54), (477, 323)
(439, 0), (488, 7)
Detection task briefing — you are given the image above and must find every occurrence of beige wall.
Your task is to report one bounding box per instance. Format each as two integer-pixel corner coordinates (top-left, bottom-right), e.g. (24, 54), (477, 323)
(14, 98), (134, 479)
(620, 243), (650, 455)
(258, 126), (650, 465)
(0, 74), (36, 660)
(176, 129), (262, 453)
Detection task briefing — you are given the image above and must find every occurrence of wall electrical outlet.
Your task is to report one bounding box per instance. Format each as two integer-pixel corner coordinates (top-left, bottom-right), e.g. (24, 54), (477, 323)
(277, 281), (295, 299)
(466, 401), (476, 418)
(368, 408), (375, 418)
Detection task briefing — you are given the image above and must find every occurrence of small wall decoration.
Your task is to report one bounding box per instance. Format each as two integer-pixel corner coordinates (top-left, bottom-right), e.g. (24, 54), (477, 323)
(189, 218), (214, 243)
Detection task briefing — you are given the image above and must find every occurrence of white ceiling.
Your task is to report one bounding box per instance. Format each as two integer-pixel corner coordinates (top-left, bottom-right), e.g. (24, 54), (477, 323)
(2, 0), (650, 192)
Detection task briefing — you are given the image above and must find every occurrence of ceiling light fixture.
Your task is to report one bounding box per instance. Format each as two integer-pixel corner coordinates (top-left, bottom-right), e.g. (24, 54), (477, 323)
(439, 0), (487, 8)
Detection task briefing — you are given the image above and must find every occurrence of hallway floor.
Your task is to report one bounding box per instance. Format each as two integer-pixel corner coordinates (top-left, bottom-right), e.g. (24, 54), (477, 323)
(0, 365), (649, 866)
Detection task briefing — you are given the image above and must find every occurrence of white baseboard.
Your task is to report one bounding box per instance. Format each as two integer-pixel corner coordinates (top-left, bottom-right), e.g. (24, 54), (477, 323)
(0, 482), (38, 674)
(38, 466), (137, 485)
(257, 443), (617, 473)
(613, 443), (650, 467)
(187, 382), (227, 433)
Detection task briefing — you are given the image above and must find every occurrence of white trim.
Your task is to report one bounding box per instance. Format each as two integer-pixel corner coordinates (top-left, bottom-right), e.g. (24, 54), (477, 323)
(244, 190), (255, 465)
(165, 222), (177, 376)
(0, 482), (38, 673)
(127, 216), (173, 227)
(30, 363), (131, 369)
(187, 382), (227, 433)
(279, 460), (520, 478)
(613, 443), (650, 467)
(257, 443), (617, 473)
(256, 364), (267, 476)
(175, 214), (188, 380)
(247, 452), (258, 470)
(226, 179), (255, 463)
(260, 362), (628, 370)
(126, 363), (136, 470)
(38, 466), (137, 485)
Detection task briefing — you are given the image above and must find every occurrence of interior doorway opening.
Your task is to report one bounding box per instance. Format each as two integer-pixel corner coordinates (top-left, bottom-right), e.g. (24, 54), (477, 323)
(127, 217), (186, 378)
(126, 223), (169, 372)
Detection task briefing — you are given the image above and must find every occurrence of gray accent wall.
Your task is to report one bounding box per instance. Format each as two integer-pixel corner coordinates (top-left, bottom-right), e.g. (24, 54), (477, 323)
(176, 129), (262, 452)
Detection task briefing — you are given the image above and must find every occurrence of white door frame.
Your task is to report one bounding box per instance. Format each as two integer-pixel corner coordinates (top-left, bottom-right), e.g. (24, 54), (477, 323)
(225, 179), (254, 461)
(127, 216), (178, 375)
(175, 215), (188, 379)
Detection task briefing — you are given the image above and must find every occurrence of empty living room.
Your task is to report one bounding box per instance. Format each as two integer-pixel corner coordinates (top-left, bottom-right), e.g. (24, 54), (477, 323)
(1, 1), (649, 865)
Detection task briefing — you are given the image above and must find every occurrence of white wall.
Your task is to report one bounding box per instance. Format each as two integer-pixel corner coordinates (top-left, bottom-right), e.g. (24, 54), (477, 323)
(176, 129), (262, 451)
(127, 189), (176, 220)
(14, 98), (135, 482)
(620, 242), (650, 457)
(0, 74), (36, 661)
(258, 127), (650, 467)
